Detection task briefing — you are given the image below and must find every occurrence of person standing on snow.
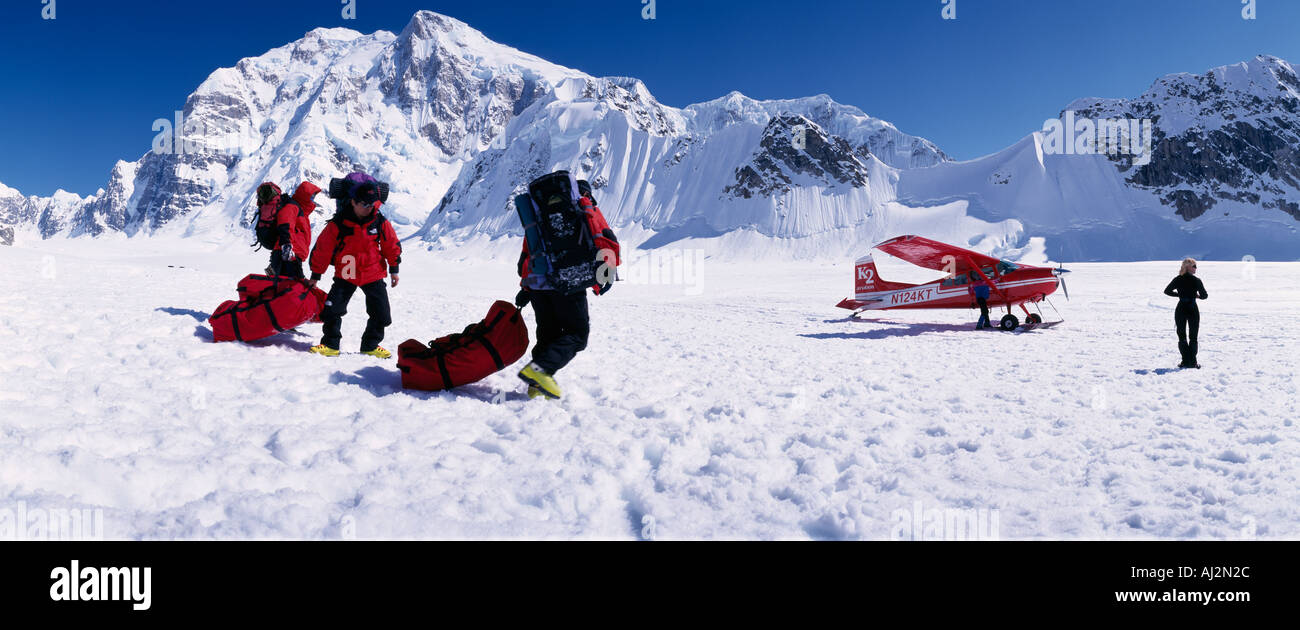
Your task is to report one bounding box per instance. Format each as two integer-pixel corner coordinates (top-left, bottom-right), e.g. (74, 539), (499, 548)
(306, 175), (402, 359)
(269, 181), (321, 279)
(514, 177), (619, 400)
(968, 271), (993, 329)
(1164, 257), (1208, 368)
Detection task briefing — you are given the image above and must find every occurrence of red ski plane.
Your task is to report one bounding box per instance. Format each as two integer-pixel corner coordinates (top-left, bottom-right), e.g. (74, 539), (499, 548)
(835, 235), (1069, 330)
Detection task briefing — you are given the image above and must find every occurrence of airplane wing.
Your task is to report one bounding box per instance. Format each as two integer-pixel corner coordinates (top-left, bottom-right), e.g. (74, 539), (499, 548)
(872, 235), (1001, 273)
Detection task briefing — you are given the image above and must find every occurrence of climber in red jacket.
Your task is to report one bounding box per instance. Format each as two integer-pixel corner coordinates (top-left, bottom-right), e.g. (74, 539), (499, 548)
(307, 179), (402, 358)
(269, 181), (321, 279)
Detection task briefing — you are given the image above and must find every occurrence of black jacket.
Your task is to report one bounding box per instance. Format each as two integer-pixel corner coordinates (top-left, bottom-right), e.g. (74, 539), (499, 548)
(1164, 274), (1207, 302)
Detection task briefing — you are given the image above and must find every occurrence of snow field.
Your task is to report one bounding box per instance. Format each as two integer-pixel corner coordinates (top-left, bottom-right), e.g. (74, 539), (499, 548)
(0, 240), (1296, 539)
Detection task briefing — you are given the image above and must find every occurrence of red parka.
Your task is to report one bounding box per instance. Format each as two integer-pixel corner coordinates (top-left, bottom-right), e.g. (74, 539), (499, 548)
(309, 207), (402, 287)
(277, 181), (320, 261)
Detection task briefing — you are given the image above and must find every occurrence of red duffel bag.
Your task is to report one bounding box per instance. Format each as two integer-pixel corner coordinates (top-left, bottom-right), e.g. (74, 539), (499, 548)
(209, 275), (328, 342)
(397, 300), (530, 391)
(235, 274), (328, 323)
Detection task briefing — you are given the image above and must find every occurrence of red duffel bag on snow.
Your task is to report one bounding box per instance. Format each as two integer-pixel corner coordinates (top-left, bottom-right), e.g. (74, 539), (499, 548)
(235, 274), (328, 323)
(397, 300), (530, 391)
(209, 274), (328, 342)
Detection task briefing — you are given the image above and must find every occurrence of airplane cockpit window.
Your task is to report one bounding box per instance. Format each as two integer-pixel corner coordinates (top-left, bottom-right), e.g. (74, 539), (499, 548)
(941, 273), (970, 288)
(997, 260), (1020, 275)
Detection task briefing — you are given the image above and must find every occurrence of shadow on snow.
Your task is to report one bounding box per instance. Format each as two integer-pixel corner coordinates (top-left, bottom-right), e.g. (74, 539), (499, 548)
(156, 306), (210, 321)
(801, 321), (979, 340)
(810, 316), (1061, 340)
(330, 366), (526, 403)
(190, 323), (314, 350)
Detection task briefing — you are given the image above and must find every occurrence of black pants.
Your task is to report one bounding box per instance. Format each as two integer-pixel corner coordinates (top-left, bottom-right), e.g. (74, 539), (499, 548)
(320, 279), (391, 351)
(530, 290), (590, 374)
(1175, 300), (1200, 366)
(269, 249), (304, 279)
(976, 297), (990, 328)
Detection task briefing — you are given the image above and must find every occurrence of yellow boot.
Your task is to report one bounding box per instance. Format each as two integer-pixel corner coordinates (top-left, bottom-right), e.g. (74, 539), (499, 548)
(309, 344), (340, 357)
(518, 362), (561, 399)
(360, 346), (392, 359)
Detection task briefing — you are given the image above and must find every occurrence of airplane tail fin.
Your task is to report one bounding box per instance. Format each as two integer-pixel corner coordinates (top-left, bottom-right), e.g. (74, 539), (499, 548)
(838, 252), (916, 311)
(853, 252), (912, 298)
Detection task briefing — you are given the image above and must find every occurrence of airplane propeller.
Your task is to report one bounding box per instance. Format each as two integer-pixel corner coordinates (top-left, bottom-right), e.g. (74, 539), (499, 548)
(1052, 263), (1071, 300)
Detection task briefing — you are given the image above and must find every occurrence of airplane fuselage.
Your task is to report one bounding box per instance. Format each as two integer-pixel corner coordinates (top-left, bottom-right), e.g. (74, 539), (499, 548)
(840, 268), (1060, 311)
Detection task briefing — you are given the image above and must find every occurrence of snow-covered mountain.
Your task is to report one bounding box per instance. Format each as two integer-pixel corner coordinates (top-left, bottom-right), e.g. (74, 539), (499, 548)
(4, 10), (1297, 261)
(409, 43), (1300, 261)
(0, 183), (93, 245)
(4, 12), (585, 243)
(3, 10), (978, 259)
(416, 77), (1017, 260)
(0, 182), (23, 245)
(898, 55), (1300, 260)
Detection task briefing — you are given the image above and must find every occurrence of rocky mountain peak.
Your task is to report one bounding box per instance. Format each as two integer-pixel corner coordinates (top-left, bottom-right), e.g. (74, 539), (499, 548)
(724, 114), (872, 199)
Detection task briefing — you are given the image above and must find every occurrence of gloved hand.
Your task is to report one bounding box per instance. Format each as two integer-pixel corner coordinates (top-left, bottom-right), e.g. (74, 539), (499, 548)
(281, 243), (297, 262)
(514, 289), (531, 308)
(594, 282), (613, 296)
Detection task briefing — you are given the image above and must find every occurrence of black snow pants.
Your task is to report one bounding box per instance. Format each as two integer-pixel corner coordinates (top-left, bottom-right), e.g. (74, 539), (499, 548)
(529, 290), (590, 374)
(321, 279), (391, 352)
(1175, 299), (1200, 366)
(269, 248), (304, 279)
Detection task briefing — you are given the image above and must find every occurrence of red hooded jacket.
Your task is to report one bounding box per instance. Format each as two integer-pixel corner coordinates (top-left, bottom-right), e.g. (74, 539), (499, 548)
(309, 206), (402, 286)
(277, 181), (320, 261)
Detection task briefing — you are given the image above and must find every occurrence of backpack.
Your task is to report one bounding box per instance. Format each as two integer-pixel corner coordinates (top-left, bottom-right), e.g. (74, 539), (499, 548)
(514, 171), (611, 294)
(328, 175), (389, 202)
(252, 182), (292, 250)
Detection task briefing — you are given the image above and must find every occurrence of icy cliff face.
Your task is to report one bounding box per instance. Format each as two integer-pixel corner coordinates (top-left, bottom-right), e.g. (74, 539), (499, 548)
(415, 73), (1018, 261)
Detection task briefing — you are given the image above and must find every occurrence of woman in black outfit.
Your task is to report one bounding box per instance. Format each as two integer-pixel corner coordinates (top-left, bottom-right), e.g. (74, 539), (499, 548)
(1163, 258), (1208, 368)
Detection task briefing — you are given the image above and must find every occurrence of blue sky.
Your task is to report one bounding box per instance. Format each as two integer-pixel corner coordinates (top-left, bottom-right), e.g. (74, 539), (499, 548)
(2, 0), (1296, 196)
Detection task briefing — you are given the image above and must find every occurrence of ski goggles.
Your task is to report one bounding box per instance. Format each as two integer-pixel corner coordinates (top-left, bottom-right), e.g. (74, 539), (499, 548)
(352, 185), (382, 206)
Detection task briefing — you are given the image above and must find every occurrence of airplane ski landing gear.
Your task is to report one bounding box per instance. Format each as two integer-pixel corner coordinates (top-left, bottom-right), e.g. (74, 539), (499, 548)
(999, 314), (1020, 331)
(1026, 313), (1042, 324)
